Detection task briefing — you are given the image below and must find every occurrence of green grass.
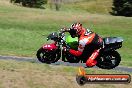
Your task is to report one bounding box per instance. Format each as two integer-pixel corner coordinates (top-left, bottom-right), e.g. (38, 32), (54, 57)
(61, 0), (113, 14)
(0, 60), (131, 88)
(0, 1), (131, 88)
(0, 0), (132, 67)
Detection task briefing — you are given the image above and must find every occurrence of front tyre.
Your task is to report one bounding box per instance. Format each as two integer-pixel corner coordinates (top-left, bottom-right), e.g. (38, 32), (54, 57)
(36, 48), (60, 64)
(96, 51), (121, 69)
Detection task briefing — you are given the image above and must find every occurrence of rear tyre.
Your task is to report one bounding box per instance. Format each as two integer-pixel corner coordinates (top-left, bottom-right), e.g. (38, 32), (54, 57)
(96, 51), (121, 69)
(36, 48), (60, 64)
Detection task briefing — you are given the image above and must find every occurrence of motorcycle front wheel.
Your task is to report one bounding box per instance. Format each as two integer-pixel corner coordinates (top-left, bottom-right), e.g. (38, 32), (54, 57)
(96, 50), (121, 69)
(36, 48), (60, 64)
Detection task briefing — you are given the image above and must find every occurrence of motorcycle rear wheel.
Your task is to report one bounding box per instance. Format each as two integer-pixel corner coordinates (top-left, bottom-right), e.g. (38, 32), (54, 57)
(36, 48), (60, 64)
(96, 51), (121, 69)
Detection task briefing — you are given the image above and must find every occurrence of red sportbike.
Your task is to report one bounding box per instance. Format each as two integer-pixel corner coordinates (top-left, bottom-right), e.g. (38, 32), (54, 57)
(36, 31), (123, 69)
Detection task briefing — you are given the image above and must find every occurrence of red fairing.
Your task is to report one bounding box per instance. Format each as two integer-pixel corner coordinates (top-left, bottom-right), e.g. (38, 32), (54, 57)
(42, 43), (57, 51)
(69, 49), (82, 56)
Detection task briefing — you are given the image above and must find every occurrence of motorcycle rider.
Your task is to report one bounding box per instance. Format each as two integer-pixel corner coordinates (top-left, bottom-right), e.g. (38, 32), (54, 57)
(61, 22), (103, 67)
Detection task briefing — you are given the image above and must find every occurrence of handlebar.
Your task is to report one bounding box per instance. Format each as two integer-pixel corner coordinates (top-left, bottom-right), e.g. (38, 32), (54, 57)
(46, 29), (71, 48)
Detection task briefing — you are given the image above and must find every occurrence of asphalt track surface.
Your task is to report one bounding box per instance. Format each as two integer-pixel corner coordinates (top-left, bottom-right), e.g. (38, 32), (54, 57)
(0, 55), (132, 73)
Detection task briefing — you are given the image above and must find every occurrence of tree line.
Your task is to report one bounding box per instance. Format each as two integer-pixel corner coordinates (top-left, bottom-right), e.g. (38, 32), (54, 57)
(111, 0), (132, 17)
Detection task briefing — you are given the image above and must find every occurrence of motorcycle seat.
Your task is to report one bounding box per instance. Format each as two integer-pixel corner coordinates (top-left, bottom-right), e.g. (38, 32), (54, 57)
(103, 37), (123, 44)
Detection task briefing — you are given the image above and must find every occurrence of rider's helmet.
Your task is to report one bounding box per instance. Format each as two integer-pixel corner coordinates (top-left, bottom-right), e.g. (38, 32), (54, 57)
(69, 22), (83, 38)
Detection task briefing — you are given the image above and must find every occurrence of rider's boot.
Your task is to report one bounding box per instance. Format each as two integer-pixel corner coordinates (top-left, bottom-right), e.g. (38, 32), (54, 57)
(86, 49), (100, 67)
